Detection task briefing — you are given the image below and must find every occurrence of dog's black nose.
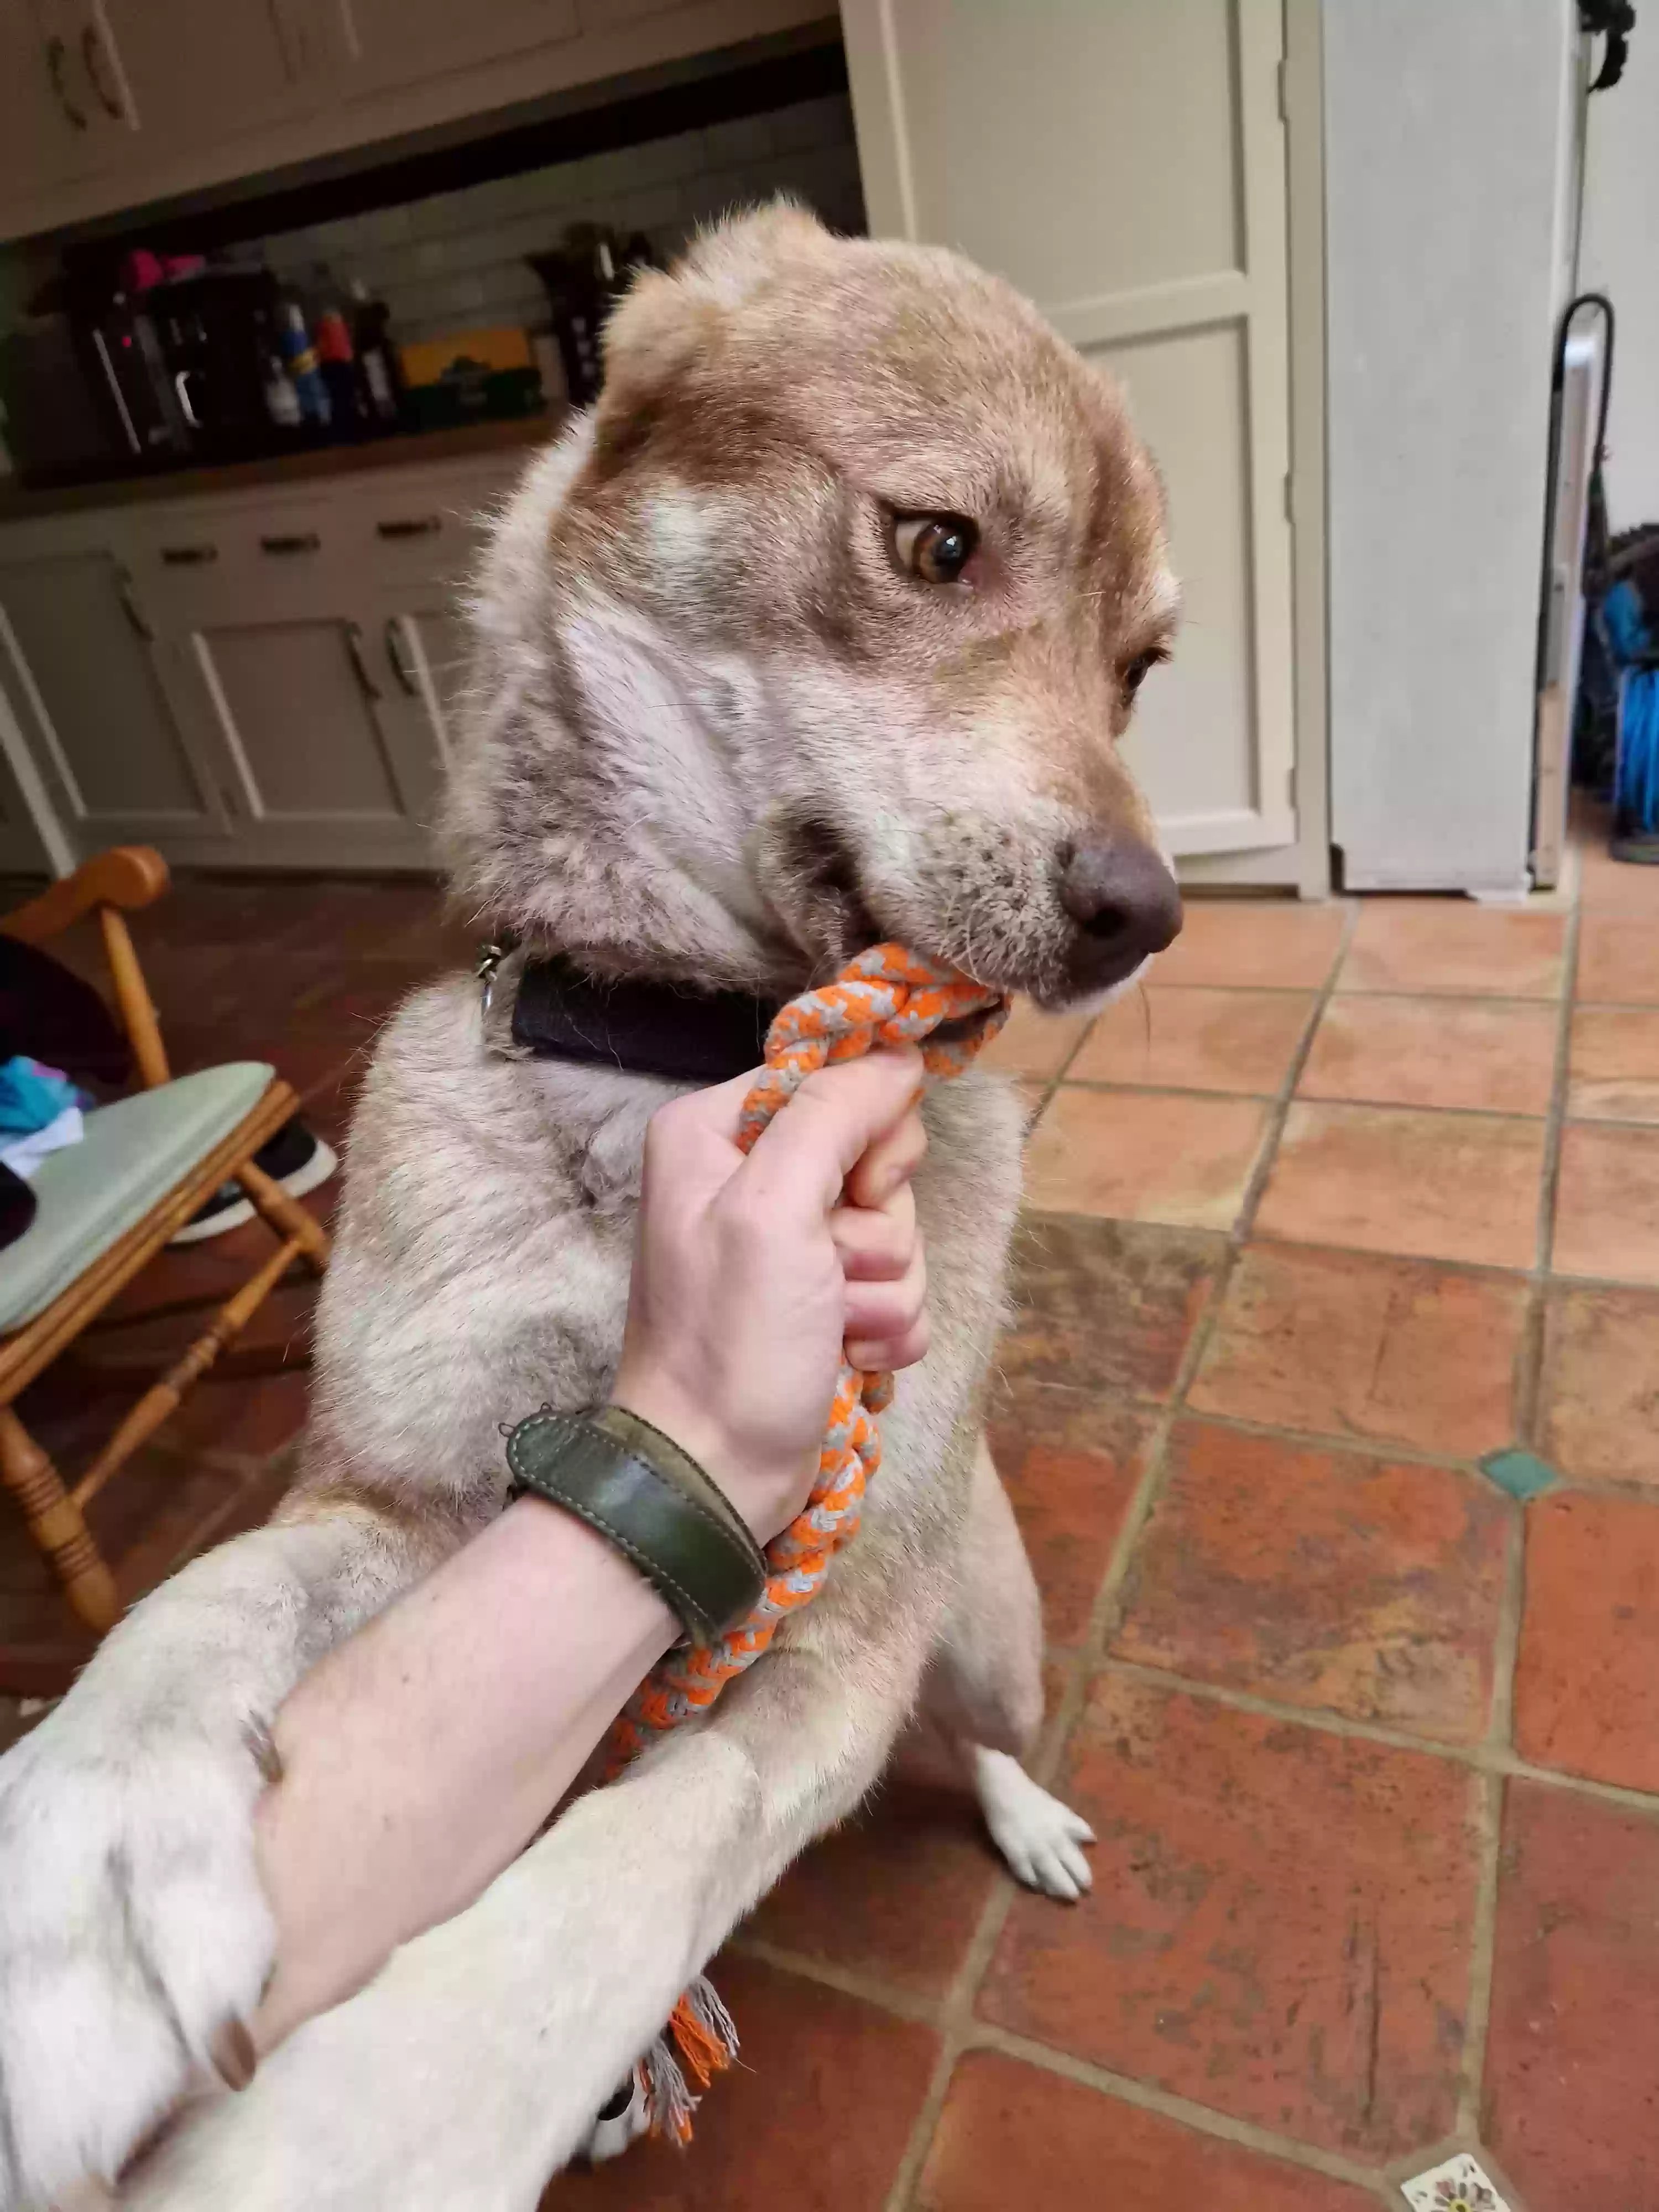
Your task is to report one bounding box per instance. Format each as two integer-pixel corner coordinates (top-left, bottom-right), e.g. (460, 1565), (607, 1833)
(1059, 841), (1183, 990)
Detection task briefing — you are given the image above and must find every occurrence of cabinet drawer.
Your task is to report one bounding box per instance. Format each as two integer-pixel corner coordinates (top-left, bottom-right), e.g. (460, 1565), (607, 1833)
(132, 497), (344, 623)
(339, 479), (505, 596)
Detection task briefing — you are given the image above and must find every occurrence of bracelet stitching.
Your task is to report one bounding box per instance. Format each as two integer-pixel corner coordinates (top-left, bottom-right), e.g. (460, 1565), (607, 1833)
(508, 1412), (764, 1579)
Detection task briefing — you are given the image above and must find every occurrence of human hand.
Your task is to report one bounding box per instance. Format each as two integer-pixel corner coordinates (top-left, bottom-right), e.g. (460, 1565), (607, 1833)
(609, 1048), (928, 1545)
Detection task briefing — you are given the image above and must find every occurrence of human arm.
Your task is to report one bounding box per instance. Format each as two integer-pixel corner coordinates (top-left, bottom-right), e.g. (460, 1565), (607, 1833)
(247, 1047), (928, 2056)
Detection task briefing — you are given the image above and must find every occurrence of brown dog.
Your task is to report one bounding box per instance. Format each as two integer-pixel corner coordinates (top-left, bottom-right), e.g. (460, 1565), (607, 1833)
(0, 204), (1180, 2212)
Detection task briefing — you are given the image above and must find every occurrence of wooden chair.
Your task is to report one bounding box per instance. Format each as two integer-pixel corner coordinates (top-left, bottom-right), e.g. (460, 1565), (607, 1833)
(0, 846), (328, 1636)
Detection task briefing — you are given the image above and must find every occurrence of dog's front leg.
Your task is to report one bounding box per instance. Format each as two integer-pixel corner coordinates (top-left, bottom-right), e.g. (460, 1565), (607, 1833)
(119, 1609), (935, 2212)
(0, 1502), (442, 2212)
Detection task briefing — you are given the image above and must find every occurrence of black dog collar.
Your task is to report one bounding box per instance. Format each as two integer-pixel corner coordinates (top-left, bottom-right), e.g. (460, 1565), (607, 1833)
(502, 948), (782, 1087)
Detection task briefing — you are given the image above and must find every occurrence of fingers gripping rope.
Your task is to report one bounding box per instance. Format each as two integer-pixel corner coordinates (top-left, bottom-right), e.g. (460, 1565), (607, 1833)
(608, 944), (1007, 1762)
(603, 943), (1006, 2142)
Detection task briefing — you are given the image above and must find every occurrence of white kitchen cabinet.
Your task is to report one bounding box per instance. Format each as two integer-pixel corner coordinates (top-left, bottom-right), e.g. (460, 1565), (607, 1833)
(329, 0), (580, 99)
(841, 0), (1306, 888)
(0, 0), (825, 242)
(0, 546), (238, 859)
(88, 0), (312, 154)
(0, 446), (526, 875)
(136, 494), (447, 870)
(375, 593), (470, 780)
(155, 599), (443, 869)
(0, 0), (320, 228)
(0, 0), (114, 208)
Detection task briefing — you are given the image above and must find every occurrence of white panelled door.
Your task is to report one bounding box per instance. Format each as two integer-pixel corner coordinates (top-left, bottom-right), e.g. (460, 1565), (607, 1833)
(841, 0), (1298, 870)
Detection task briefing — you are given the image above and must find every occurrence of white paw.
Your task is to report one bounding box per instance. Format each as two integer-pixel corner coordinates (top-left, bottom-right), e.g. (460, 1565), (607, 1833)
(0, 1702), (275, 2211)
(578, 2072), (650, 2164)
(973, 1746), (1095, 1901)
(118, 1897), (623, 2212)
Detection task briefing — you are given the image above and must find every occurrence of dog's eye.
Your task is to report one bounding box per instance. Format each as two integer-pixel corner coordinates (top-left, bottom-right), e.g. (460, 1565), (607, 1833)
(892, 513), (978, 586)
(1122, 647), (1168, 697)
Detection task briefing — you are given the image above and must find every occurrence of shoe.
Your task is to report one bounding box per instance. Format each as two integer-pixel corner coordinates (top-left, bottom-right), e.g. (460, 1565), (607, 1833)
(170, 1117), (338, 1245)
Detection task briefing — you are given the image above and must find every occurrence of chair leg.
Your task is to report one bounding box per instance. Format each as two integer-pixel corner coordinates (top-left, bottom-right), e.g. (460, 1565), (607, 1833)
(0, 1406), (119, 1633)
(70, 1234), (304, 1514)
(235, 1156), (331, 1276)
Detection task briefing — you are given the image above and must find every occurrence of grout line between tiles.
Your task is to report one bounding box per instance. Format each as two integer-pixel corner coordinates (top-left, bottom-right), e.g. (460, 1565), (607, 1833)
(1455, 1347), (1534, 2141)
(1022, 1206), (1659, 1300)
(1486, 1507), (1527, 1756)
(968, 2025), (1387, 2194)
(761, 1904), (1395, 2203)
(1160, 1400), (1658, 1503)
(1062, 1078), (1563, 1124)
(1014, 1000), (1104, 1128)
(1095, 1655), (1659, 1816)
(1533, 901), (1584, 1284)
(1455, 1768), (1506, 2141)
(1516, 896), (1583, 1447)
(1227, 901), (1361, 1246)
(734, 1935), (942, 2028)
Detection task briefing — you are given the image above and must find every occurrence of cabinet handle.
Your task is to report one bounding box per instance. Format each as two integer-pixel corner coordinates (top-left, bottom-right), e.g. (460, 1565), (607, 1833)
(160, 542), (219, 566)
(45, 37), (88, 130)
(173, 369), (203, 430)
(375, 515), (442, 540)
(344, 621), (382, 702)
(384, 617), (421, 696)
(117, 574), (154, 643)
(81, 23), (124, 120)
(260, 531), (321, 556)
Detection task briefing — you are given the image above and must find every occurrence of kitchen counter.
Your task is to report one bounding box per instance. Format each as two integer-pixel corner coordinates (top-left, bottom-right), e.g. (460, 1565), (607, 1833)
(0, 411), (564, 523)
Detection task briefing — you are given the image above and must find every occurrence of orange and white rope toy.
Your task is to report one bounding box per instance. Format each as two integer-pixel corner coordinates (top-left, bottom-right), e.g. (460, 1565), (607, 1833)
(605, 942), (1007, 2143)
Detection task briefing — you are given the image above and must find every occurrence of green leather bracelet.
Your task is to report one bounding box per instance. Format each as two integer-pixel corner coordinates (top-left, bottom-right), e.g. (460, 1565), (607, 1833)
(503, 1404), (768, 1648)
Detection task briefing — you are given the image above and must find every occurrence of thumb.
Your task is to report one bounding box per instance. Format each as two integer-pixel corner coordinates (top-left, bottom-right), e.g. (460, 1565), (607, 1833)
(737, 1047), (925, 1225)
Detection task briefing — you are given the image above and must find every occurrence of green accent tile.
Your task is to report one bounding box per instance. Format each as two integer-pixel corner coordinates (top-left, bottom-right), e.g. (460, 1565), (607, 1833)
(1479, 1447), (1560, 1501)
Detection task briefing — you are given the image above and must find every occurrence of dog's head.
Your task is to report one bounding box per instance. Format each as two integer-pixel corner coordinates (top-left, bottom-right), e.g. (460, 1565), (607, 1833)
(448, 204), (1181, 1009)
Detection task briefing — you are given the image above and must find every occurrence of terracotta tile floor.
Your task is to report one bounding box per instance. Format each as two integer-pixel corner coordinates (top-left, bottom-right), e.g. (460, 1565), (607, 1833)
(6, 809), (1659, 2208)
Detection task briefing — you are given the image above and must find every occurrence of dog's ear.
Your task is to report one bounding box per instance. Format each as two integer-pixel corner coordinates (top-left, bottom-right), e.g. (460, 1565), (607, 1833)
(596, 200), (831, 446)
(668, 197), (832, 308)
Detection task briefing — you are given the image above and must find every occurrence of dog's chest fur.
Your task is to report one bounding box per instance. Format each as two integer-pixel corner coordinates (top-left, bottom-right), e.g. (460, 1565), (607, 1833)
(301, 974), (1025, 1595)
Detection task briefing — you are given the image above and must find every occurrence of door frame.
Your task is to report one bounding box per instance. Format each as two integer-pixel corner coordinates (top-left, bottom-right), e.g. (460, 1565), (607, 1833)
(843, 0), (1332, 899)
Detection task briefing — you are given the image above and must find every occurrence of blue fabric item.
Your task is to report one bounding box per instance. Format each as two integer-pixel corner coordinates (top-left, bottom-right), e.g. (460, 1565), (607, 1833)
(1605, 578), (1652, 665)
(0, 1057), (84, 1137)
(1616, 670), (1659, 836)
(1607, 582), (1659, 838)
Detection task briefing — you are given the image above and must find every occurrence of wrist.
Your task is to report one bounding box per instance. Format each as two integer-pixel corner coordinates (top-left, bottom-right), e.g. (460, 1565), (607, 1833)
(607, 1362), (803, 1545)
(503, 1402), (770, 1648)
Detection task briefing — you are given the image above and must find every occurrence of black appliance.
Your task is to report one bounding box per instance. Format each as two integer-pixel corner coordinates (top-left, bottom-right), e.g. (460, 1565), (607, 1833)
(85, 298), (190, 463)
(529, 227), (660, 405)
(2, 266), (292, 484)
(123, 270), (283, 463)
(0, 313), (133, 482)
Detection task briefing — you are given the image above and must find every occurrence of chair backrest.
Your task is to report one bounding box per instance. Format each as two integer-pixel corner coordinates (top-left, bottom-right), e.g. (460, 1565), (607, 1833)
(2, 848), (172, 1088)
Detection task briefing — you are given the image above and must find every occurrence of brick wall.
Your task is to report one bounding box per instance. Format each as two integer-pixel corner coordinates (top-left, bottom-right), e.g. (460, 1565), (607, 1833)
(257, 92), (864, 348)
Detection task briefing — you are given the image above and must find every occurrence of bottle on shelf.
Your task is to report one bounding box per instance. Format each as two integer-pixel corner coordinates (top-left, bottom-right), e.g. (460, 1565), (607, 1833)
(276, 295), (331, 429)
(349, 278), (404, 430)
(310, 265), (367, 433)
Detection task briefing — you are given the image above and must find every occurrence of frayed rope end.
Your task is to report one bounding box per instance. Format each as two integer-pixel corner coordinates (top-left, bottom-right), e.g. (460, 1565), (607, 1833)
(640, 1975), (740, 2145)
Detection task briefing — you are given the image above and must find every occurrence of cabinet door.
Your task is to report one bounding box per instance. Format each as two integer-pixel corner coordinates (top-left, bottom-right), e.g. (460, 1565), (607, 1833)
(0, 550), (233, 861)
(88, 0), (306, 150)
(374, 593), (469, 812)
(842, 0), (1297, 871)
(330, 0), (578, 97)
(159, 601), (440, 870)
(0, 0), (102, 205)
